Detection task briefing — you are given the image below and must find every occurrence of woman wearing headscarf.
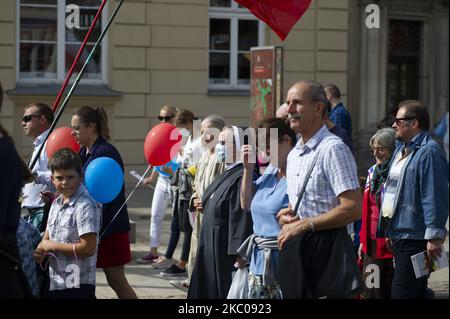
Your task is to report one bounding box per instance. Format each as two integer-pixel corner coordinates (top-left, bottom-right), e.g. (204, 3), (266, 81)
(359, 128), (396, 299)
(187, 126), (253, 299)
(170, 114), (226, 291)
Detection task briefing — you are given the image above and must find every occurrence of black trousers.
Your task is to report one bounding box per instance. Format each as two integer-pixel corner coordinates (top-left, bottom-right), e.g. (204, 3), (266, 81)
(179, 199), (192, 262)
(391, 239), (428, 299)
(0, 236), (32, 299)
(361, 240), (394, 299)
(44, 284), (96, 299)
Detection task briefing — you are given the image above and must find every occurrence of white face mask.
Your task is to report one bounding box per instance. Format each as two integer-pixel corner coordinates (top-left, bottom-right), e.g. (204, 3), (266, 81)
(177, 127), (191, 139)
(215, 143), (226, 162)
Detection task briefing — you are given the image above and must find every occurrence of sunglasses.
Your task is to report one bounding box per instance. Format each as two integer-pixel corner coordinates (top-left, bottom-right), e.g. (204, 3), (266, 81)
(394, 117), (416, 125)
(158, 115), (174, 122)
(22, 114), (42, 123)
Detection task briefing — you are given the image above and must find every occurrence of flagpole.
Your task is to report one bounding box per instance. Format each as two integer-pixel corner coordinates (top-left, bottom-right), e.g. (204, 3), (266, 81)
(51, 0), (108, 113)
(29, 0), (125, 171)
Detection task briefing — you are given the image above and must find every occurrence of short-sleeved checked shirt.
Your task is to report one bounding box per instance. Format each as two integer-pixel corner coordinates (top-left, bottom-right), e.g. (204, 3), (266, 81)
(46, 185), (101, 291)
(286, 125), (359, 219)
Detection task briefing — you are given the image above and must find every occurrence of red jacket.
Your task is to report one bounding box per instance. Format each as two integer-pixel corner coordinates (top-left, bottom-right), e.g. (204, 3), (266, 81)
(359, 168), (393, 259)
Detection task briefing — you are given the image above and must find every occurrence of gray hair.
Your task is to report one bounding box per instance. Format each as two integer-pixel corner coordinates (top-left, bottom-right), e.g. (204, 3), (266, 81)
(202, 114), (226, 131)
(369, 127), (396, 150)
(295, 80), (328, 106)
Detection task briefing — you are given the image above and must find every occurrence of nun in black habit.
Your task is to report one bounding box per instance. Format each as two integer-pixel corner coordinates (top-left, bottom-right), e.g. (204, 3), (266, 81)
(187, 126), (253, 299)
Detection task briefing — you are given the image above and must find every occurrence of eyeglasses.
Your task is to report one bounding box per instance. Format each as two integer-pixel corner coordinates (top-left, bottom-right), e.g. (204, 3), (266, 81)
(22, 114), (42, 123)
(394, 117), (416, 125)
(71, 124), (87, 132)
(158, 115), (174, 122)
(370, 147), (386, 154)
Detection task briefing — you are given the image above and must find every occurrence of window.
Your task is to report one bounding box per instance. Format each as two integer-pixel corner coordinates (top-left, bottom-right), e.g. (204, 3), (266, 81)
(209, 1), (264, 90)
(386, 20), (422, 113)
(18, 0), (107, 83)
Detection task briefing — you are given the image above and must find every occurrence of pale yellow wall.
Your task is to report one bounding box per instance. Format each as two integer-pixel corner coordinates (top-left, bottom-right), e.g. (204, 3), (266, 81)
(1, 0), (352, 181)
(111, 0), (351, 178)
(267, 0), (349, 103)
(0, 0), (16, 135)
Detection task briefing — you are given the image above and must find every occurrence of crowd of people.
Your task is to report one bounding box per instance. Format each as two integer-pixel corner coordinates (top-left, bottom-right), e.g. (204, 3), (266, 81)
(0, 79), (448, 299)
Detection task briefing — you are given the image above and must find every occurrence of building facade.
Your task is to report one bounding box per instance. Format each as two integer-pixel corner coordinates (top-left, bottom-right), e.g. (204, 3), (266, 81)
(0, 0), (448, 180)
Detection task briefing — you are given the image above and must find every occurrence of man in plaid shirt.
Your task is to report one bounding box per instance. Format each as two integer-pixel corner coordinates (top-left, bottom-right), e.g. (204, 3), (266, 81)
(277, 80), (362, 298)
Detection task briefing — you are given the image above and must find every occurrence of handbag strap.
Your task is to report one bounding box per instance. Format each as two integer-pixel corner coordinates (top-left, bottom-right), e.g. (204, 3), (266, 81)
(293, 151), (319, 217)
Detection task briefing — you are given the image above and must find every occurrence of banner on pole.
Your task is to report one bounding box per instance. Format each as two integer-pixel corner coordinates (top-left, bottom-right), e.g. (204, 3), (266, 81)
(250, 46), (283, 128)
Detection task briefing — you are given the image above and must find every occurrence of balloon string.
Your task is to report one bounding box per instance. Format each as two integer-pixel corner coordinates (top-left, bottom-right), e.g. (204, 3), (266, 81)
(40, 252), (64, 274)
(99, 165), (152, 240)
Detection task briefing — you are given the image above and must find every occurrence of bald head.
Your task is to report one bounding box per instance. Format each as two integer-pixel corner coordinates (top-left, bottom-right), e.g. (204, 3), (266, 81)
(294, 81), (328, 104)
(286, 80), (327, 141)
(202, 114), (226, 131)
(201, 114), (226, 153)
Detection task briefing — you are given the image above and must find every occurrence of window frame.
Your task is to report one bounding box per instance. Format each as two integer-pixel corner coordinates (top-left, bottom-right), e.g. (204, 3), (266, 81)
(16, 0), (108, 85)
(208, 3), (265, 91)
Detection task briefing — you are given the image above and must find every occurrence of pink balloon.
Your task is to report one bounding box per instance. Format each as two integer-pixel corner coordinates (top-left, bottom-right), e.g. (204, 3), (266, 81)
(46, 127), (80, 159)
(144, 123), (182, 166)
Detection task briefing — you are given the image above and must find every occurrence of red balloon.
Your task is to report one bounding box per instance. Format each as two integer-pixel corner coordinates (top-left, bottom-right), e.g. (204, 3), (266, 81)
(144, 123), (182, 166)
(46, 127), (80, 159)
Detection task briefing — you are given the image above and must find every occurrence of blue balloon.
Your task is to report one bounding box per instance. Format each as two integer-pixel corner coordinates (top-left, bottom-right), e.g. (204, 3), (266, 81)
(85, 157), (123, 204)
(155, 160), (180, 177)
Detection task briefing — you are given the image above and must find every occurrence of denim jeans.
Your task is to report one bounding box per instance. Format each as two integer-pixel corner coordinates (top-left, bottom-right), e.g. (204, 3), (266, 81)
(391, 239), (428, 299)
(165, 189), (180, 259)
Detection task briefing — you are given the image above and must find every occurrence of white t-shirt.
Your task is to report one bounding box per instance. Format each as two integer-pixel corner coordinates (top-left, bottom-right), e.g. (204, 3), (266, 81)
(22, 129), (54, 209)
(381, 150), (411, 219)
(177, 135), (201, 168)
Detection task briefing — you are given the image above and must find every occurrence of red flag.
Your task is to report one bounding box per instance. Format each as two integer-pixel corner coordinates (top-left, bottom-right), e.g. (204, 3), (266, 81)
(235, 0), (311, 41)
